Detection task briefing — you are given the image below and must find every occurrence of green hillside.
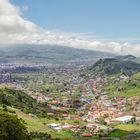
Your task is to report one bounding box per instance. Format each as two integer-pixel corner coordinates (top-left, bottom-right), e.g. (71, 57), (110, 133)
(104, 72), (140, 97)
(0, 88), (75, 140)
(87, 58), (140, 76)
(132, 72), (140, 80)
(0, 87), (36, 109)
(0, 87), (51, 117)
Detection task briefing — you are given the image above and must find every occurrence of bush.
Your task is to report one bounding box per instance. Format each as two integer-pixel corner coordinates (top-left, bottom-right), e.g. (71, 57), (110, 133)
(0, 111), (31, 140)
(30, 131), (51, 139)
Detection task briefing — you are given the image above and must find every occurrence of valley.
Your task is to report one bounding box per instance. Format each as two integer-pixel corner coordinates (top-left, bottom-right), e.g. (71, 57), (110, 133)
(1, 0), (140, 139)
(0, 53), (140, 140)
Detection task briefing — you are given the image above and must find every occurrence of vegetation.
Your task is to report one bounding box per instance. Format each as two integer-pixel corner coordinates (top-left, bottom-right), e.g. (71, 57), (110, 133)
(132, 72), (140, 80)
(0, 110), (31, 140)
(103, 72), (140, 97)
(109, 129), (129, 137)
(0, 87), (36, 112)
(0, 54), (140, 140)
(87, 58), (140, 76)
(0, 87), (51, 117)
(115, 124), (140, 132)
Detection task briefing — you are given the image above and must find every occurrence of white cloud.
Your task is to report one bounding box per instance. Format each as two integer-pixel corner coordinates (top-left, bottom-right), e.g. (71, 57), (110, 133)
(0, 0), (20, 15)
(0, 0), (140, 56)
(0, 0), (37, 34)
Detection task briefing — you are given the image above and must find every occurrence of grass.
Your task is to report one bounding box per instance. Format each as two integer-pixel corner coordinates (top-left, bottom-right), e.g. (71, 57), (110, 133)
(109, 129), (129, 137)
(132, 72), (140, 80)
(109, 123), (140, 138)
(115, 124), (140, 132)
(104, 78), (140, 98)
(8, 108), (85, 139)
(107, 86), (140, 98)
(102, 71), (140, 98)
(117, 87), (140, 97)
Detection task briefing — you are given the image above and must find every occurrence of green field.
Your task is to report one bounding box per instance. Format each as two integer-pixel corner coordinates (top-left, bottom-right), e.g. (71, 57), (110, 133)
(115, 124), (140, 132)
(109, 124), (140, 138)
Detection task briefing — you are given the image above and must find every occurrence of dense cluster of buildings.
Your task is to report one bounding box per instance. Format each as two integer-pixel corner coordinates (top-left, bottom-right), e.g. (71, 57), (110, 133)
(0, 63), (140, 138)
(28, 75), (140, 137)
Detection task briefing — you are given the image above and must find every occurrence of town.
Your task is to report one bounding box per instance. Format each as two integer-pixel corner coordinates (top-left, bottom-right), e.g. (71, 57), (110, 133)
(0, 62), (140, 140)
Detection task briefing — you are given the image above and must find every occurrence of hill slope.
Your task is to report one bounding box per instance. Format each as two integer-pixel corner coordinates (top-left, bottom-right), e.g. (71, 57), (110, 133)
(87, 58), (140, 76)
(104, 71), (140, 97)
(0, 87), (36, 111)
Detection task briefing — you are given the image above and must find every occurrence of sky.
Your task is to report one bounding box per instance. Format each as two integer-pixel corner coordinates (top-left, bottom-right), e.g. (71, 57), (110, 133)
(12, 0), (140, 41)
(0, 0), (140, 56)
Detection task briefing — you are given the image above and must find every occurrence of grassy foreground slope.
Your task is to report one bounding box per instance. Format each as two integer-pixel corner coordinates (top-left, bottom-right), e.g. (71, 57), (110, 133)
(0, 87), (78, 139)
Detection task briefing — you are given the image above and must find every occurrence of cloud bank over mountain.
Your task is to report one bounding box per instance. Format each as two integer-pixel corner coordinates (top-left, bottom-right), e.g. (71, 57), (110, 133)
(0, 0), (140, 56)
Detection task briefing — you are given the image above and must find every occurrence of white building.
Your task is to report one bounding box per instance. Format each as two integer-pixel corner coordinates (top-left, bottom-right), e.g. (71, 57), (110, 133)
(112, 116), (134, 123)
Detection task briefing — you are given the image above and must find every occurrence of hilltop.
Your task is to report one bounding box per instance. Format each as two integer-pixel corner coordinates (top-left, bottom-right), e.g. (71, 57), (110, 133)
(86, 56), (140, 76)
(114, 55), (140, 64)
(114, 55), (137, 61)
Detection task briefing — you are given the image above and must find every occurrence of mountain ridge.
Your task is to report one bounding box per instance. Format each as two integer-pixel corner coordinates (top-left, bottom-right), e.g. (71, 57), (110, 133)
(86, 56), (140, 76)
(0, 45), (114, 64)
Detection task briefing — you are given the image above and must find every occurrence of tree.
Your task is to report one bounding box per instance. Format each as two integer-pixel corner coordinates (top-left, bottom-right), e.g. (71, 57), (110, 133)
(0, 111), (31, 140)
(131, 114), (136, 124)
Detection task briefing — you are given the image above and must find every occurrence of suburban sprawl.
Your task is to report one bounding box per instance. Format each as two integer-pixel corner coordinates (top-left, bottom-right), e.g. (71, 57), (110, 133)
(0, 51), (140, 140)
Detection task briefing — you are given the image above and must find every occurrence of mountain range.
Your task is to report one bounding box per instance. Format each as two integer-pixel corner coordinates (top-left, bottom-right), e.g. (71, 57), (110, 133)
(0, 45), (113, 64)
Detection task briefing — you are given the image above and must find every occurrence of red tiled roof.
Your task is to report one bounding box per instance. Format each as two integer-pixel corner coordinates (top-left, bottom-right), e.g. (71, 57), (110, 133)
(82, 133), (93, 137)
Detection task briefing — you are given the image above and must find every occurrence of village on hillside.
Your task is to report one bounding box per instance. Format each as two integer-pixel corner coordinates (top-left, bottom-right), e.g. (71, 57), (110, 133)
(0, 63), (140, 139)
